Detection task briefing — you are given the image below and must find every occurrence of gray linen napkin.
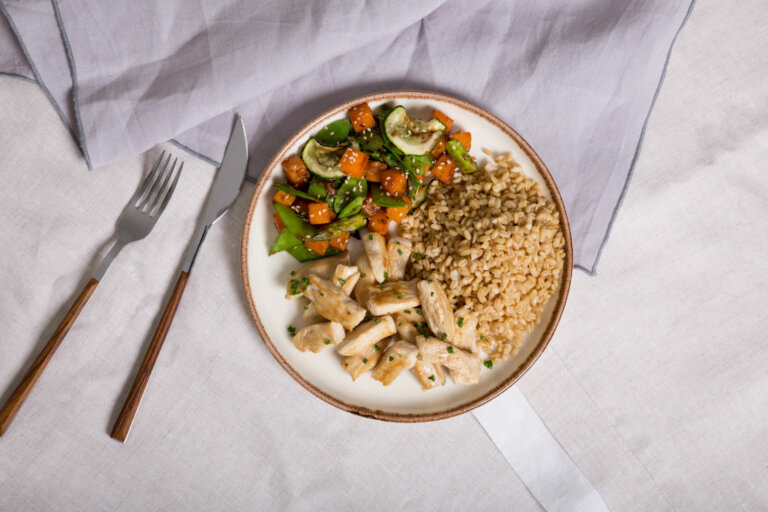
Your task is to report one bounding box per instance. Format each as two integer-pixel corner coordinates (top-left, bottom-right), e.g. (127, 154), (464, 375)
(0, 0), (692, 271)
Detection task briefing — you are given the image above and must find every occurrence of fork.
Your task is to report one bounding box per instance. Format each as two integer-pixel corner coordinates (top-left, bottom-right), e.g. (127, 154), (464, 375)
(0, 151), (183, 436)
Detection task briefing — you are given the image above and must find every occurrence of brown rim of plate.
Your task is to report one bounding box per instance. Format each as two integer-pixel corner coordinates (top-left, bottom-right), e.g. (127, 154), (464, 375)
(240, 90), (573, 423)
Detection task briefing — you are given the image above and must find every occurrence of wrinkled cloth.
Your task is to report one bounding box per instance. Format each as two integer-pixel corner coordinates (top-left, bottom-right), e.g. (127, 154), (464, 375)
(0, 0), (693, 271)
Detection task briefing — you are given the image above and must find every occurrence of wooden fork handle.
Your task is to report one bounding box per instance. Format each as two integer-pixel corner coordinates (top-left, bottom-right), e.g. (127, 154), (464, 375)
(0, 278), (99, 436)
(110, 271), (189, 442)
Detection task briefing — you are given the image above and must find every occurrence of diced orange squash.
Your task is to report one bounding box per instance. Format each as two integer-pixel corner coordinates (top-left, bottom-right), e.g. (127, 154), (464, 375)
(380, 169), (407, 197)
(338, 148), (368, 179)
(282, 155), (310, 188)
(308, 202), (332, 225)
(386, 197), (413, 223)
(362, 195), (381, 217)
(273, 189), (295, 206)
(273, 212), (286, 232)
(432, 155), (456, 184)
(431, 110), (453, 131)
(449, 131), (471, 150)
(367, 211), (389, 236)
(431, 138), (446, 159)
(329, 232), (350, 251)
(304, 240), (329, 256)
(364, 160), (387, 182)
(349, 103), (376, 133)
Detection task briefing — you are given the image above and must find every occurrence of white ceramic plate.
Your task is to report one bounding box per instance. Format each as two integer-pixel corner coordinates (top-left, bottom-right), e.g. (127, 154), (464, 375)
(241, 91), (572, 422)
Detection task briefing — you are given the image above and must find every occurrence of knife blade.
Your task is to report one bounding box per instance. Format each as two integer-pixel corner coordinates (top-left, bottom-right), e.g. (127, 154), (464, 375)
(181, 115), (248, 272)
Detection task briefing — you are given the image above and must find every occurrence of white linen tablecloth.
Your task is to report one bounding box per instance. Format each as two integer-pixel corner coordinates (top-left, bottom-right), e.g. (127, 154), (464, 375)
(1, 0), (768, 510)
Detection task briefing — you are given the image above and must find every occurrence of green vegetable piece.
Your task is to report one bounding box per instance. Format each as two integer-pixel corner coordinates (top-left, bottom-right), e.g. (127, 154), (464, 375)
(273, 202), (317, 240)
(311, 214), (367, 241)
(315, 120), (351, 146)
(286, 244), (340, 263)
(445, 140), (479, 173)
(333, 177), (367, 213)
(484, 360), (493, 369)
(273, 182), (321, 201)
(307, 179), (328, 200)
(356, 126), (384, 151)
(268, 229), (302, 255)
(410, 181), (434, 212)
(370, 183), (407, 208)
(338, 196), (364, 218)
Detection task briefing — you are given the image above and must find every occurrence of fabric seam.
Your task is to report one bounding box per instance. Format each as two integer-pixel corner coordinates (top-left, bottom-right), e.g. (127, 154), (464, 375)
(50, 0), (92, 170)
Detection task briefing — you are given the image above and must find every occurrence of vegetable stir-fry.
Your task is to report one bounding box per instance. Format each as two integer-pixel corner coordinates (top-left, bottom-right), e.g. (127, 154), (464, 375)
(269, 103), (477, 261)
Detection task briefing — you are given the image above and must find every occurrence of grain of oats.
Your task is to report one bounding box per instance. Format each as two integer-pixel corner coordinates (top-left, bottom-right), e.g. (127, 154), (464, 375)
(399, 152), (565, 361)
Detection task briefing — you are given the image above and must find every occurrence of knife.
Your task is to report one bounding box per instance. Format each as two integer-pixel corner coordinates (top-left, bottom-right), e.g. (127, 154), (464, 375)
(110, 116), (248, 442)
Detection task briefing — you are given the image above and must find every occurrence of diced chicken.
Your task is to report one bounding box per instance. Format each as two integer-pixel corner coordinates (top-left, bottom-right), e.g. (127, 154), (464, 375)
(366, 279), (420, 316)
(337, 316), (397, 356)
(292, 322), (345, 353)
(353, 255), (377, 306)
(452, 308), (478, 354)
(331, 264), (360, 295)
(303, 275), (366, 331)
(386, 237), (412, 281)
(371, 340), (419, 386)
(341, 338), (390, 381)
(285, 252), (349, 299)
(412, 361), (446, 390)
(416, 335), (481, 385)
(302, 300), (324, 324)
(417, 279), (455, 342)
(397, 308), (423, 324)
(363, 232), (388, 283)
(393, 314), (420, 343)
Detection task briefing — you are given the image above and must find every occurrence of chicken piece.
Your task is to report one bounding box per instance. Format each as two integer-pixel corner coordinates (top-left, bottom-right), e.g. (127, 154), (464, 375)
(303, 275), (366, 331)
(285, 252), (349, 299)
(341, 338), (390, 381)
(362, 232), (388, 282)
(331, 264), (359, 295)
(397, 308), (423, 324)
(386, 237), (412, 281)
(412, 361), (446, 390)
(416, 335), (481, 385)
(453, 308), (478, 354)
(292, 322), (345, 353)
(336, 316), (397, 356)
(353, 255), (377, 306)
(302, 300), (324, 324)
(417, 278), (455, 342)
(393, 314), (420, 343)
(366, 279), (420, 316)
(371, 340), (419, 386)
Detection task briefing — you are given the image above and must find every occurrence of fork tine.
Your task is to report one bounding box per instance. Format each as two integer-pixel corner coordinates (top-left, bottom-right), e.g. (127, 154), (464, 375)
(149, 158), (177, 216)
(139, 153), (172, 211)
(151, 162), (183, 218)
(131, 151), (165, 206)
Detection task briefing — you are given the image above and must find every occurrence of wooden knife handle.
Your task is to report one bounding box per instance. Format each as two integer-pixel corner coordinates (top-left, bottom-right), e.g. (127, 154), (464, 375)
(110, 271), (189, 442)
(0, 278), (99, 436)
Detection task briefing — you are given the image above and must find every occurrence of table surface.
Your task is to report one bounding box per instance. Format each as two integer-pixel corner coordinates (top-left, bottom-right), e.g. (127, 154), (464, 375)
(1, 1), (767, 510)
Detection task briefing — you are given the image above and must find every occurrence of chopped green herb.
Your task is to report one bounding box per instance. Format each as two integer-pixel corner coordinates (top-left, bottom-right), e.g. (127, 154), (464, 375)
(303, 306), (308, 310)
(374, 344), (381, 351)
(389, 356), (394, 362)
(484, 360), (493, 369)
(302, 277), (310, 286)
(442, 333), (449, 342)
(428, 375), (436, 381)
(398, 322), (403, 326)
(458, 317), (464, 327)
(480, 335), (485, 340)
(344, 363), (349, 367)
(338, 278), (346, 285)
(397, 292), (403, 298)
(289, 279), (301, 296)
(319, 292), (325, 296)
(379, 283), (385, 289)
(360, 273), (367, 278)
(383, 271), (389, 281)
(412, 252), (423, 259)
(363, 358), (369, 364)
(430, 291), (434, 297)
(290, 270), (296, 276)
(287, 326), (296, 337)
(397, 249), (403, 256)
(324, 339), (331, 345)
(368, 234), (373, 240)
(374, 317), (380, 324)
(396, 241), (401, 245)
(428, 279), (433, 283)
(404, 309), (411, 314)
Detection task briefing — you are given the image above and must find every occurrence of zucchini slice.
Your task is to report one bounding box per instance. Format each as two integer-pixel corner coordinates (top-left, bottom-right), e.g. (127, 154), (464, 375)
(383, 106), (446, 155)
(410, 180), (435, 212)
(301, 139), (346, 179)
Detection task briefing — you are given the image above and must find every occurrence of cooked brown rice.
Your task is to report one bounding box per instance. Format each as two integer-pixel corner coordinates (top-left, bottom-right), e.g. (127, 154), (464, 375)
(399, 152), (565, 361)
